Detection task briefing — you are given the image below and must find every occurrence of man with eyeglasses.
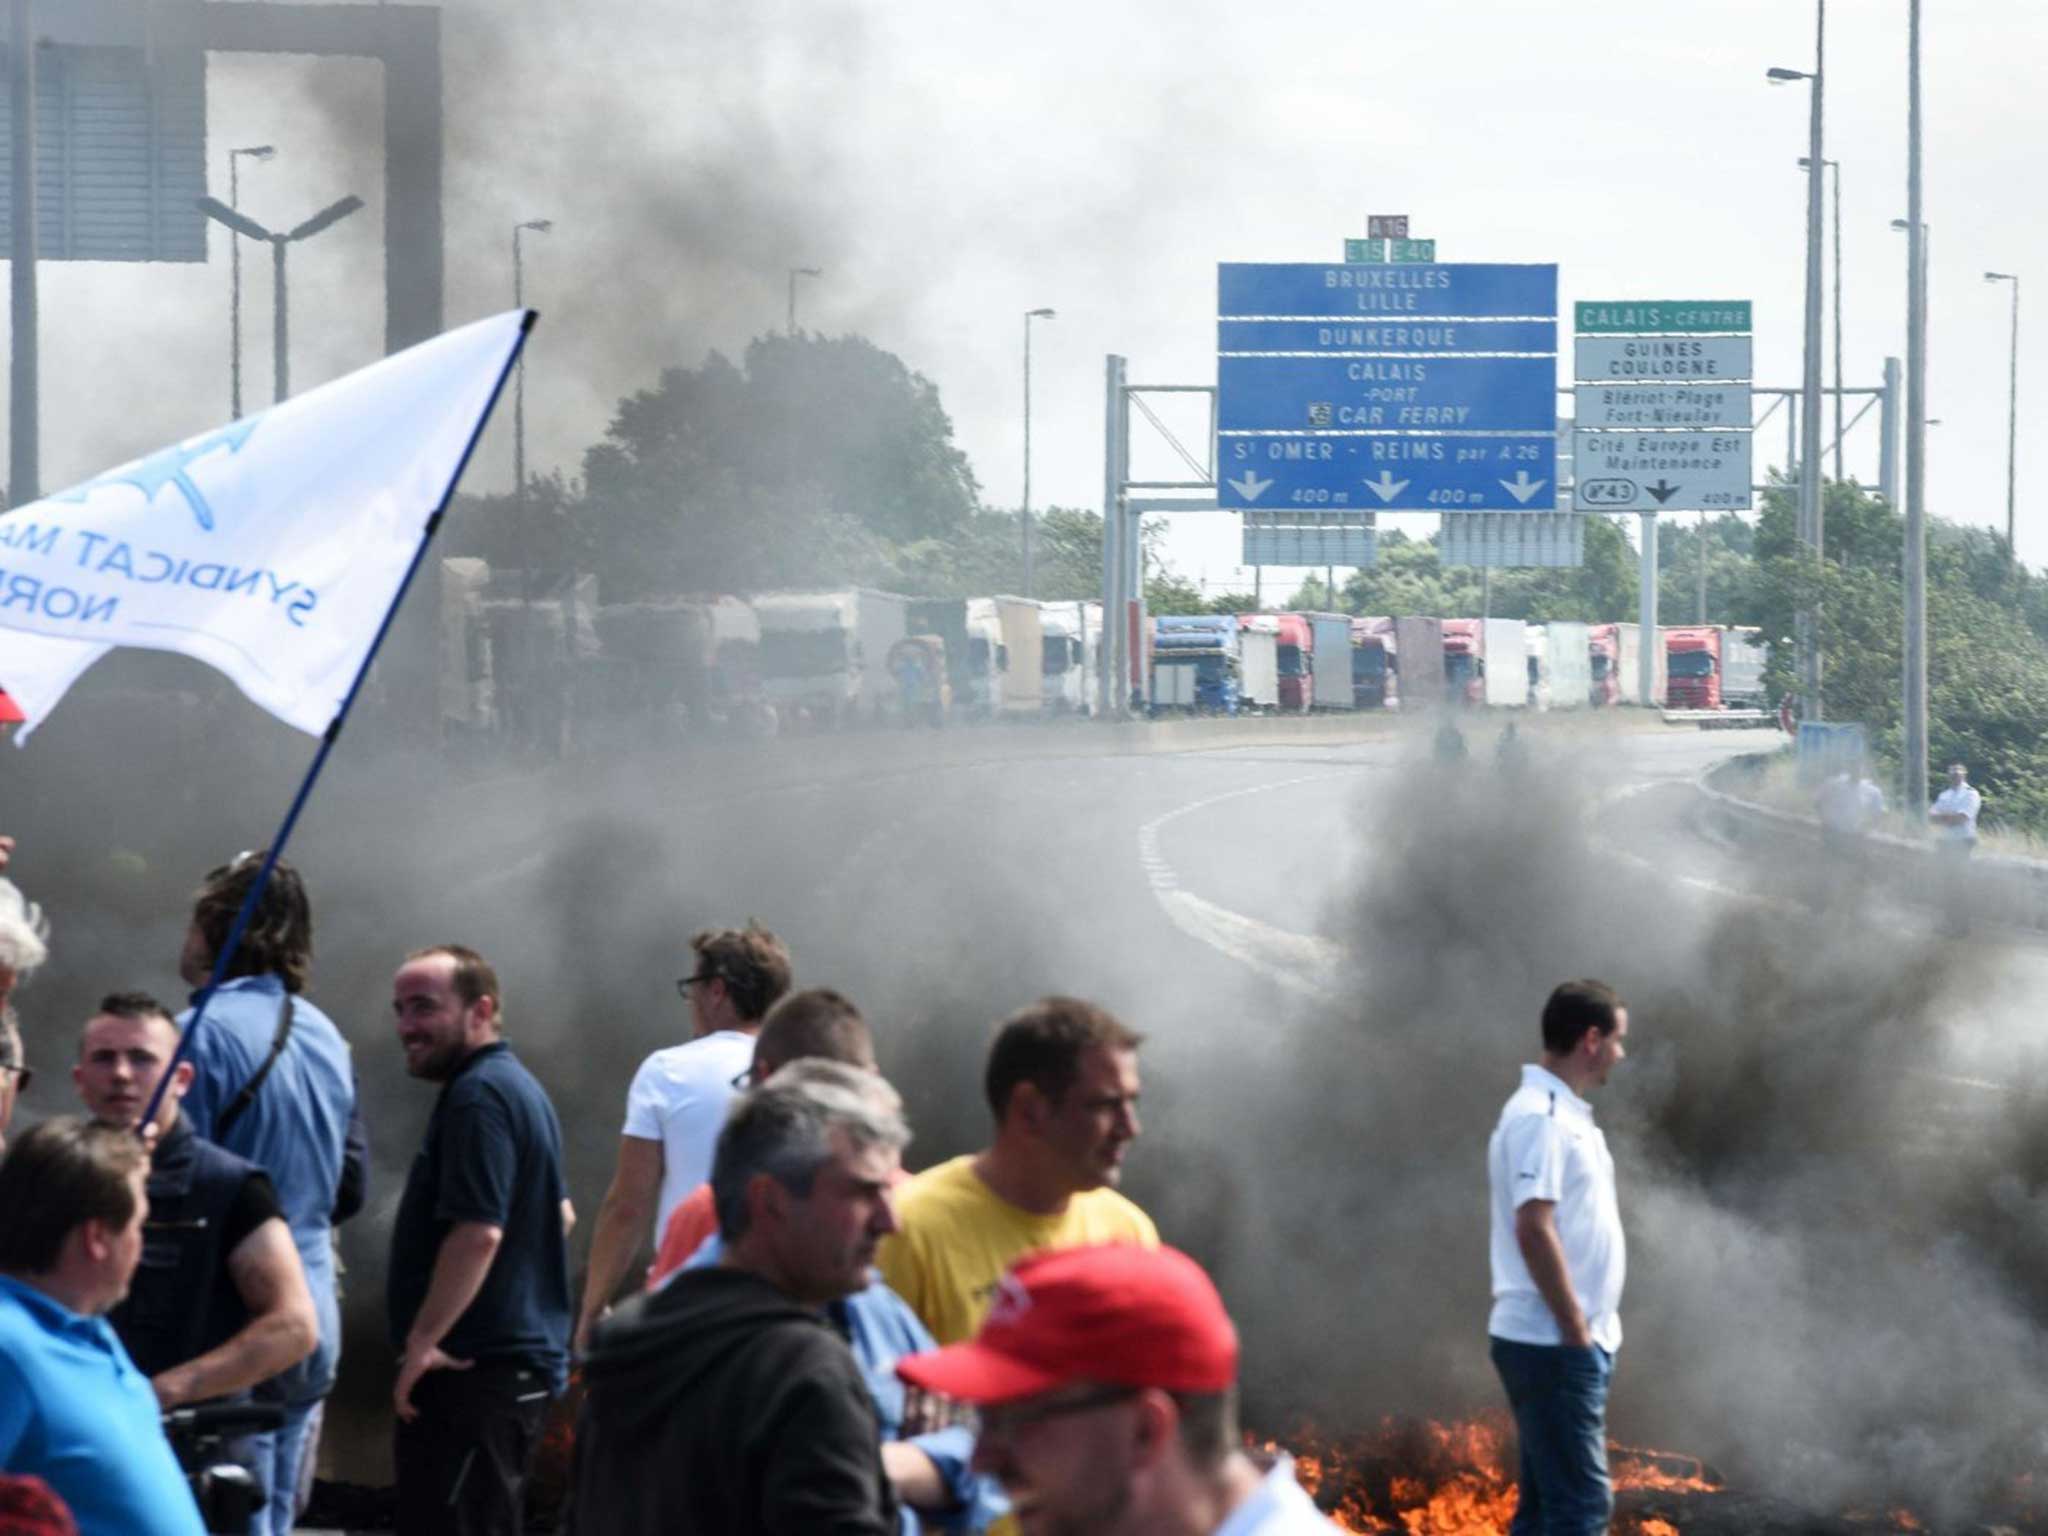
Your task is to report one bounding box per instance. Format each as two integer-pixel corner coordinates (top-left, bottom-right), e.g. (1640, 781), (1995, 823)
(575, 922), (792, 1356)
(0, 1008), (31, 1157)
(897, 1244), (1332, 1534)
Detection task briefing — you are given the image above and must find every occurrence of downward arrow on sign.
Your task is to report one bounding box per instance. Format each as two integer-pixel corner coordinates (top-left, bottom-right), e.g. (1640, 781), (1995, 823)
(1499, 470), (1548, 504)
(1647, 479), (1680, 504)
(1364, 470), (1410, 503)
(1226, 471), (1274, 502)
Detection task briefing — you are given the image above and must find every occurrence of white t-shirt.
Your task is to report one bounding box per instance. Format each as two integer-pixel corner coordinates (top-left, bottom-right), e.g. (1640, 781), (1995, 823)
(1213, 1457), (1338, 1535)
(1487, 1063), (1625, 1352)
(1932, 783), (1981, 842)
(621, 1030), (756, 1239)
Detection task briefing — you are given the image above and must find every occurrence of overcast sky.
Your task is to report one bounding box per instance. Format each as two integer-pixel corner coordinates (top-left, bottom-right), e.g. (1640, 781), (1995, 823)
(11, 0), (2046, 591)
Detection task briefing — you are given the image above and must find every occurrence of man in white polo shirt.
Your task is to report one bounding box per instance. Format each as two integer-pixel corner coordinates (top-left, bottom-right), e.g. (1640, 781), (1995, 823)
(573, 922), (792, 1355)
(1487, 979), (1629, 1536)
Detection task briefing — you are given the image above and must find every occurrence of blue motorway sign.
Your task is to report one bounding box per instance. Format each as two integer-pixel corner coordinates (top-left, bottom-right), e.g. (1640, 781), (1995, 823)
(1217, 355), (1555, 432)
(1215, 434), (1556, 512)
(1218, 263), (1557, 319)
(1218, 318), (1556, 354)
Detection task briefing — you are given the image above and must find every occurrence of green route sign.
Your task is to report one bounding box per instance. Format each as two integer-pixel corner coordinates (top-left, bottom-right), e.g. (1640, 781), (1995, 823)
(1344, 237), (1386, 263)
(1575, 300), (1751, 334)
(1389, 238), (1436, 263)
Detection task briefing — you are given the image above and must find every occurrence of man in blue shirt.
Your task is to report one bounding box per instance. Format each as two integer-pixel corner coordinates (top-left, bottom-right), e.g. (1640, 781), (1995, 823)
(176, 853), (355, 1536)
(387, 944), (571, 1536)
(0, 1116), (206, 1536)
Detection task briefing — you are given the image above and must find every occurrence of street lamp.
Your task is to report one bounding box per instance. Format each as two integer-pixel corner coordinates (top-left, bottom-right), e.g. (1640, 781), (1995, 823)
(1800, 156), (1844, 482)
(787, 266), (822, 334)
(225, 144), (275, 419)
(1022, 307), (1056, 597)
(196, 192), (364, 404)
(512, 219), (551, 506)
(1986, 271), (2020, 560)
(1769, 0), (1827, 719)
(1900, 0), (1929, 821)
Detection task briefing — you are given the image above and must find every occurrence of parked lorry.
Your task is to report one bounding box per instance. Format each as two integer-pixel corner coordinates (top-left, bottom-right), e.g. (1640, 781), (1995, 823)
(1040, 600), (1096, 715)
(1481, 619), (1527, 708)
(1588, 624), (1621, 707)
(1393, 617), (1445, 710)
(1150, 615), (1242, 714)
(755, 588), (910, 727)
(1441, 619), (1485, 705)
(993, 596), (1045, 716)
(908, 597), (1005, 719)
(1306, 613), (1355, 709)
(1663, 625), (1722, 709)
(1542, 621), (1591, 710)
(1722, 625), (1766, 707)
(1351, 616), (1394, 708)
(1239, 615), (1280, 709)
(1253, 613), (1315, 712)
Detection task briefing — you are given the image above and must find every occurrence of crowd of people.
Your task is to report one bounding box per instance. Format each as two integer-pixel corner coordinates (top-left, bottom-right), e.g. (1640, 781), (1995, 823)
(0, 832), (1640, 1536)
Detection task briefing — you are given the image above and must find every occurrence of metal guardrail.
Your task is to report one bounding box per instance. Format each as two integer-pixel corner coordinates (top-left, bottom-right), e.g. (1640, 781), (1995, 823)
(1696, 752), (2048, 936)
(1661, 709), (1777, 730)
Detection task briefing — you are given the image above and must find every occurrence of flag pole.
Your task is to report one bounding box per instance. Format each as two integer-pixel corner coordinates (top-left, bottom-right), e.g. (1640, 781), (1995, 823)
(140, 311), (538, 1132)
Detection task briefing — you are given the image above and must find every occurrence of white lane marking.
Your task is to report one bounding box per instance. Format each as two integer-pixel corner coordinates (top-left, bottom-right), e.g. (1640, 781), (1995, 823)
(1137, 774), (1354, 996)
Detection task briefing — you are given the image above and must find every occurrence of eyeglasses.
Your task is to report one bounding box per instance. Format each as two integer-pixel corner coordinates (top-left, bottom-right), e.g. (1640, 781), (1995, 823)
(975, 1385), (1139, 1442)
(0, 1064), (31, 1092)
(674, 972), (720, 1002)
(729, 1064), (761, 1091)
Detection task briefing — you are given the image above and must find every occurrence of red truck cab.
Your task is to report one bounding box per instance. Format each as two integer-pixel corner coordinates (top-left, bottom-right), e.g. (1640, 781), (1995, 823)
(1267, 613), (1314, 712)
(1664, 626), (1722, 709)
(1441, 619), (1485, 706)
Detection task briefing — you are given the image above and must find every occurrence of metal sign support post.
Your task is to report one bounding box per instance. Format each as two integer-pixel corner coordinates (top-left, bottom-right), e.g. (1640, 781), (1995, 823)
(1879, 357), (1901, 505)
(1099, 354), (1126, 716)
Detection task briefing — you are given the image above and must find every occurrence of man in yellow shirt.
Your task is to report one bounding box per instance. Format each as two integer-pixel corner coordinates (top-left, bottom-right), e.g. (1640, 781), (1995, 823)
(880, 997), (1157, 1345)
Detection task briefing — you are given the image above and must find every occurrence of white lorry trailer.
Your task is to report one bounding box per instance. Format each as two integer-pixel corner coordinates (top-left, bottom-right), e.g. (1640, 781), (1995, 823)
(1306, 613), (1355, 709)
(755, 589), (910, 727)
(1482, 619), (1528, 708)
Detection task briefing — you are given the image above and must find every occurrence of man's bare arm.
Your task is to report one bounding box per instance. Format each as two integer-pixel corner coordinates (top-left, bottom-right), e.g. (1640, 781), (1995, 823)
(152, 1217), (318, 1408)
(574, 1136), (664, 1354)
(394, 1220), (503, 1420)
(1513, 1200), (1592, 1348)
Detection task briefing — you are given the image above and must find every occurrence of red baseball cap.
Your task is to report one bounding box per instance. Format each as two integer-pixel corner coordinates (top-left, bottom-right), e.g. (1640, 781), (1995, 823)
(896, 1244), (1238, 1404)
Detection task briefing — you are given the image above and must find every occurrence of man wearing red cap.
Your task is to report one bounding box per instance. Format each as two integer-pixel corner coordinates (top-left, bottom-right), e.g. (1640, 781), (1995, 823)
(897, 1245), (1333, 1535)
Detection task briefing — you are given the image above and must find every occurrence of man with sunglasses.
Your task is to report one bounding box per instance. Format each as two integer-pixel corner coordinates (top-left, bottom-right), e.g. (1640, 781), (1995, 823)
(575, 922), (792, 1356)
(897, 1244), (1332, 1535)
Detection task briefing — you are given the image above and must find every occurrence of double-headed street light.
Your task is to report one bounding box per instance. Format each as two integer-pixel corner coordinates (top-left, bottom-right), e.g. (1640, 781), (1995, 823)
(1022, 307), (1056, 598)
(1769, 3), (1827, 719)
(788, 266), (823, 334)
(225, 145), (276, 419)
(196, 192), (364, 404)
(512, 219), (552, 506)
(1985, 272), (2020, 560)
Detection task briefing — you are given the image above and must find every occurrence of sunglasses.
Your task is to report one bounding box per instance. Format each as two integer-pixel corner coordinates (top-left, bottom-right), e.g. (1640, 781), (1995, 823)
(674, 972), (721, 1002)
(975, 1385), (1140, 1442)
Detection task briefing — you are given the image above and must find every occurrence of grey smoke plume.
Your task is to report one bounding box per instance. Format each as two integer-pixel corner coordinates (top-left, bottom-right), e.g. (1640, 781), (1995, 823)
(1188, 738), (2048, 1526)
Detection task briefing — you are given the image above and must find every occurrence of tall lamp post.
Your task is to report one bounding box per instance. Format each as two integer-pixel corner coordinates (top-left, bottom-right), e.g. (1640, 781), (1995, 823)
(787, 266), (822, 334)
(512, 219), (551, 506)
(1769, 1), (1827, 719)
(1022, 307), (1056, 598)
(1900, 0), (1930, 822)
(196, 193), (364, 404)
(1800, 155), (1844, 482)
(1986, 271), (2020, 560)
(225, 145), (276, 419)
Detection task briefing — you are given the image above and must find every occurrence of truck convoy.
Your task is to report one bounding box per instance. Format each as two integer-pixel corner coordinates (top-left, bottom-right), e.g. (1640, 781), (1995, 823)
(1150, 614), (1243, 713)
